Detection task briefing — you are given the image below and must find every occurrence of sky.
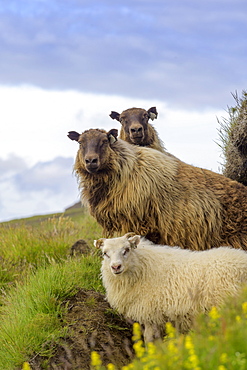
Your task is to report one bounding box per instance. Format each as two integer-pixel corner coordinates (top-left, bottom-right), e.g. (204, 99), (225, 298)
(0, 0), (246, 222)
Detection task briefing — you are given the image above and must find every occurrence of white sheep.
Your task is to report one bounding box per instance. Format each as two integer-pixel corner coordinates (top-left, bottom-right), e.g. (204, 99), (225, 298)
(94, 232), (247, 342)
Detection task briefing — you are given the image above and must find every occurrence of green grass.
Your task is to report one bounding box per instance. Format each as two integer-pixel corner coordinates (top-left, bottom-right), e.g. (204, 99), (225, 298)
(0, 256), (103, 369)
(0, 210), (102, 294)
(0, 210), (104, 368)
(1, 210), (247, 369)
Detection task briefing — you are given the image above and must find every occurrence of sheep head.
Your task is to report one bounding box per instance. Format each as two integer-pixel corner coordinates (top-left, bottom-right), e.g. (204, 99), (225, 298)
(109, 107), (158, 146)
(94, 233), (141, 275)
(68, 128), (118, 174)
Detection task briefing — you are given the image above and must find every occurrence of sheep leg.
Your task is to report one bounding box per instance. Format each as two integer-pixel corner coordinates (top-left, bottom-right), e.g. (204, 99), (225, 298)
(143, 323), (163, 343)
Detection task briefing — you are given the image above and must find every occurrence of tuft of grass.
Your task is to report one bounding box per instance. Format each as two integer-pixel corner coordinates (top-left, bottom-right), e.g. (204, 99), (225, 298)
(0, 256), (103, 369)
(216, 90), (247, 171)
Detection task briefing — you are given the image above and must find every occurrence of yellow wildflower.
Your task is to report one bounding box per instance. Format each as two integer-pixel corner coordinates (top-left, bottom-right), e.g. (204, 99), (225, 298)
(185, 335), (200, 369)
(218, 366), (226, 370)
(107, 363), (116, 370)
(208, 306), (221, 320)
(122, 364), (134, 369)
(132, 322), (142, 342)
(22, 363), (31, 370)
(188, 354), (200, 368)
(242, 302), (247, 315)
(185, 335), (194, 351)
(236, 315), (241, 322)
(133, 339), (145, 358)
(220, 353), (228, 364)
(166, 322), (176, 338)
(147, 341), (157, 356)
(167, 340), (178, 354)
(91, 351), (102, 368)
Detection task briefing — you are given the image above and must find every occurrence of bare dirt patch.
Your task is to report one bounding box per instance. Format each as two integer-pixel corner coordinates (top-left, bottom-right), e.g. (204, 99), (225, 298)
(29, 289), (134, 369)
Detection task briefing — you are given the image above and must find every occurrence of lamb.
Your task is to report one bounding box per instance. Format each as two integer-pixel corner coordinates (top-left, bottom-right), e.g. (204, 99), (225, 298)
(68, 128), (247, 250)
(109, 107), (167, 153)
(95, 233), (247, 342)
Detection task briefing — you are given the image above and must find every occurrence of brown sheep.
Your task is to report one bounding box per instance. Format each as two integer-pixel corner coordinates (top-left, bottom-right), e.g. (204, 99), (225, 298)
(109, 107), (167, 153)
(68, 128), (247, 251)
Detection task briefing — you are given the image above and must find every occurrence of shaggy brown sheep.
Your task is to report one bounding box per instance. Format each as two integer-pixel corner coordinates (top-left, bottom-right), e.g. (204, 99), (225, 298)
(68, 128), (247, 250)
(109, 107), (167, 153)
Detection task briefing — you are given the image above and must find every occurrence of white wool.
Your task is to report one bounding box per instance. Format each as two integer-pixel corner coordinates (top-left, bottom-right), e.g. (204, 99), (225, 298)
(95, 233), (247, 342)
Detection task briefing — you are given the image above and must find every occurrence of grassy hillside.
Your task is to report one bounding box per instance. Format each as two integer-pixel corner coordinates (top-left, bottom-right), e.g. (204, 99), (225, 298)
(1, 209), (247, 369)
(0, 207), (102, 294)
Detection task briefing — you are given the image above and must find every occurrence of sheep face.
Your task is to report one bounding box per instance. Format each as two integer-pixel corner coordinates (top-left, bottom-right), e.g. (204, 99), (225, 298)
(68, 128), (118, 174)
(94, 233), (141, 275)
(109, 107), (158, 145)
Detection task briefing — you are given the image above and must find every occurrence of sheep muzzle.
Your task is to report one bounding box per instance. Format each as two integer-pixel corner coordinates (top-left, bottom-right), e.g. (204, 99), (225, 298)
(129, 124), (145, 143)
(84, 155), (100, 173)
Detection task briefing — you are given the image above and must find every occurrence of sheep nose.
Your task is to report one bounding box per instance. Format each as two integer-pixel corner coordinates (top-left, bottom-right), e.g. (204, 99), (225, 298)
(130, 127), (143, 134)
(85, 157), (98, 165)
(111, 264), (122, 272)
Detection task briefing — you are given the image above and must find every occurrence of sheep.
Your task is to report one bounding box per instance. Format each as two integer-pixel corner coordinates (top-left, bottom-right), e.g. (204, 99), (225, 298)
(109, 107), (167, 153)
(68, 128), (247, 250)
(95, 233), (247, 342)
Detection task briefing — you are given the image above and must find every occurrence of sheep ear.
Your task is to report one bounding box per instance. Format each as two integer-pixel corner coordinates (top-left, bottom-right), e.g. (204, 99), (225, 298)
(107, 129), (118, 144)
(147, 107), (158, 120)
(127, 235), (141, 249)
(94, 238), (105, 249)
(124, 232), (136, 238)
(109, 111), (120, 121)
(68, 131), (81, 142)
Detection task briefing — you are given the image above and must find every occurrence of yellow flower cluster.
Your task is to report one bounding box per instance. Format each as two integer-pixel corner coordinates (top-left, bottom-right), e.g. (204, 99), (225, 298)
(208, 306), (221, 321)
(123, 323), (163, 370)
(166, 322), (175, 339)
(165, 322), (180, 366)
(184, 335), (201, 370)
(91, 351), (102, 369)
(242, 301), (247, 317)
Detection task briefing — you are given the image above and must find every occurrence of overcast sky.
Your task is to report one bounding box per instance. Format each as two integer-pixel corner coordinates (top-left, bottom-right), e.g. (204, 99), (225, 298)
(0, 0), (246, 222)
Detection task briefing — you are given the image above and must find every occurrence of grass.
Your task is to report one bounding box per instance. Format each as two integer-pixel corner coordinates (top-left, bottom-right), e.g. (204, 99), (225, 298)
(0, 209), (103, 368)
(1, 209), (247, 369)
(216, 90), (247, 171)
(0, 209), (102, 295)
(0, 257), (103, 369)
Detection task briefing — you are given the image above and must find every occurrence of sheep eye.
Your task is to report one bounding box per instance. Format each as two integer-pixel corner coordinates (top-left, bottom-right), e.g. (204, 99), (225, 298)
(123, 247), (130, 256)
(103, 252), (109, 258)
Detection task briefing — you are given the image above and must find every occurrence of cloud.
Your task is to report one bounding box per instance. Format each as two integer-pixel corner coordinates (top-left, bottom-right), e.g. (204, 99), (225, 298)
(0, 155), (79, 222)
(0, 154), (27, 176)
(0, 1), (246, 109)
(14, 157), (75, 192)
